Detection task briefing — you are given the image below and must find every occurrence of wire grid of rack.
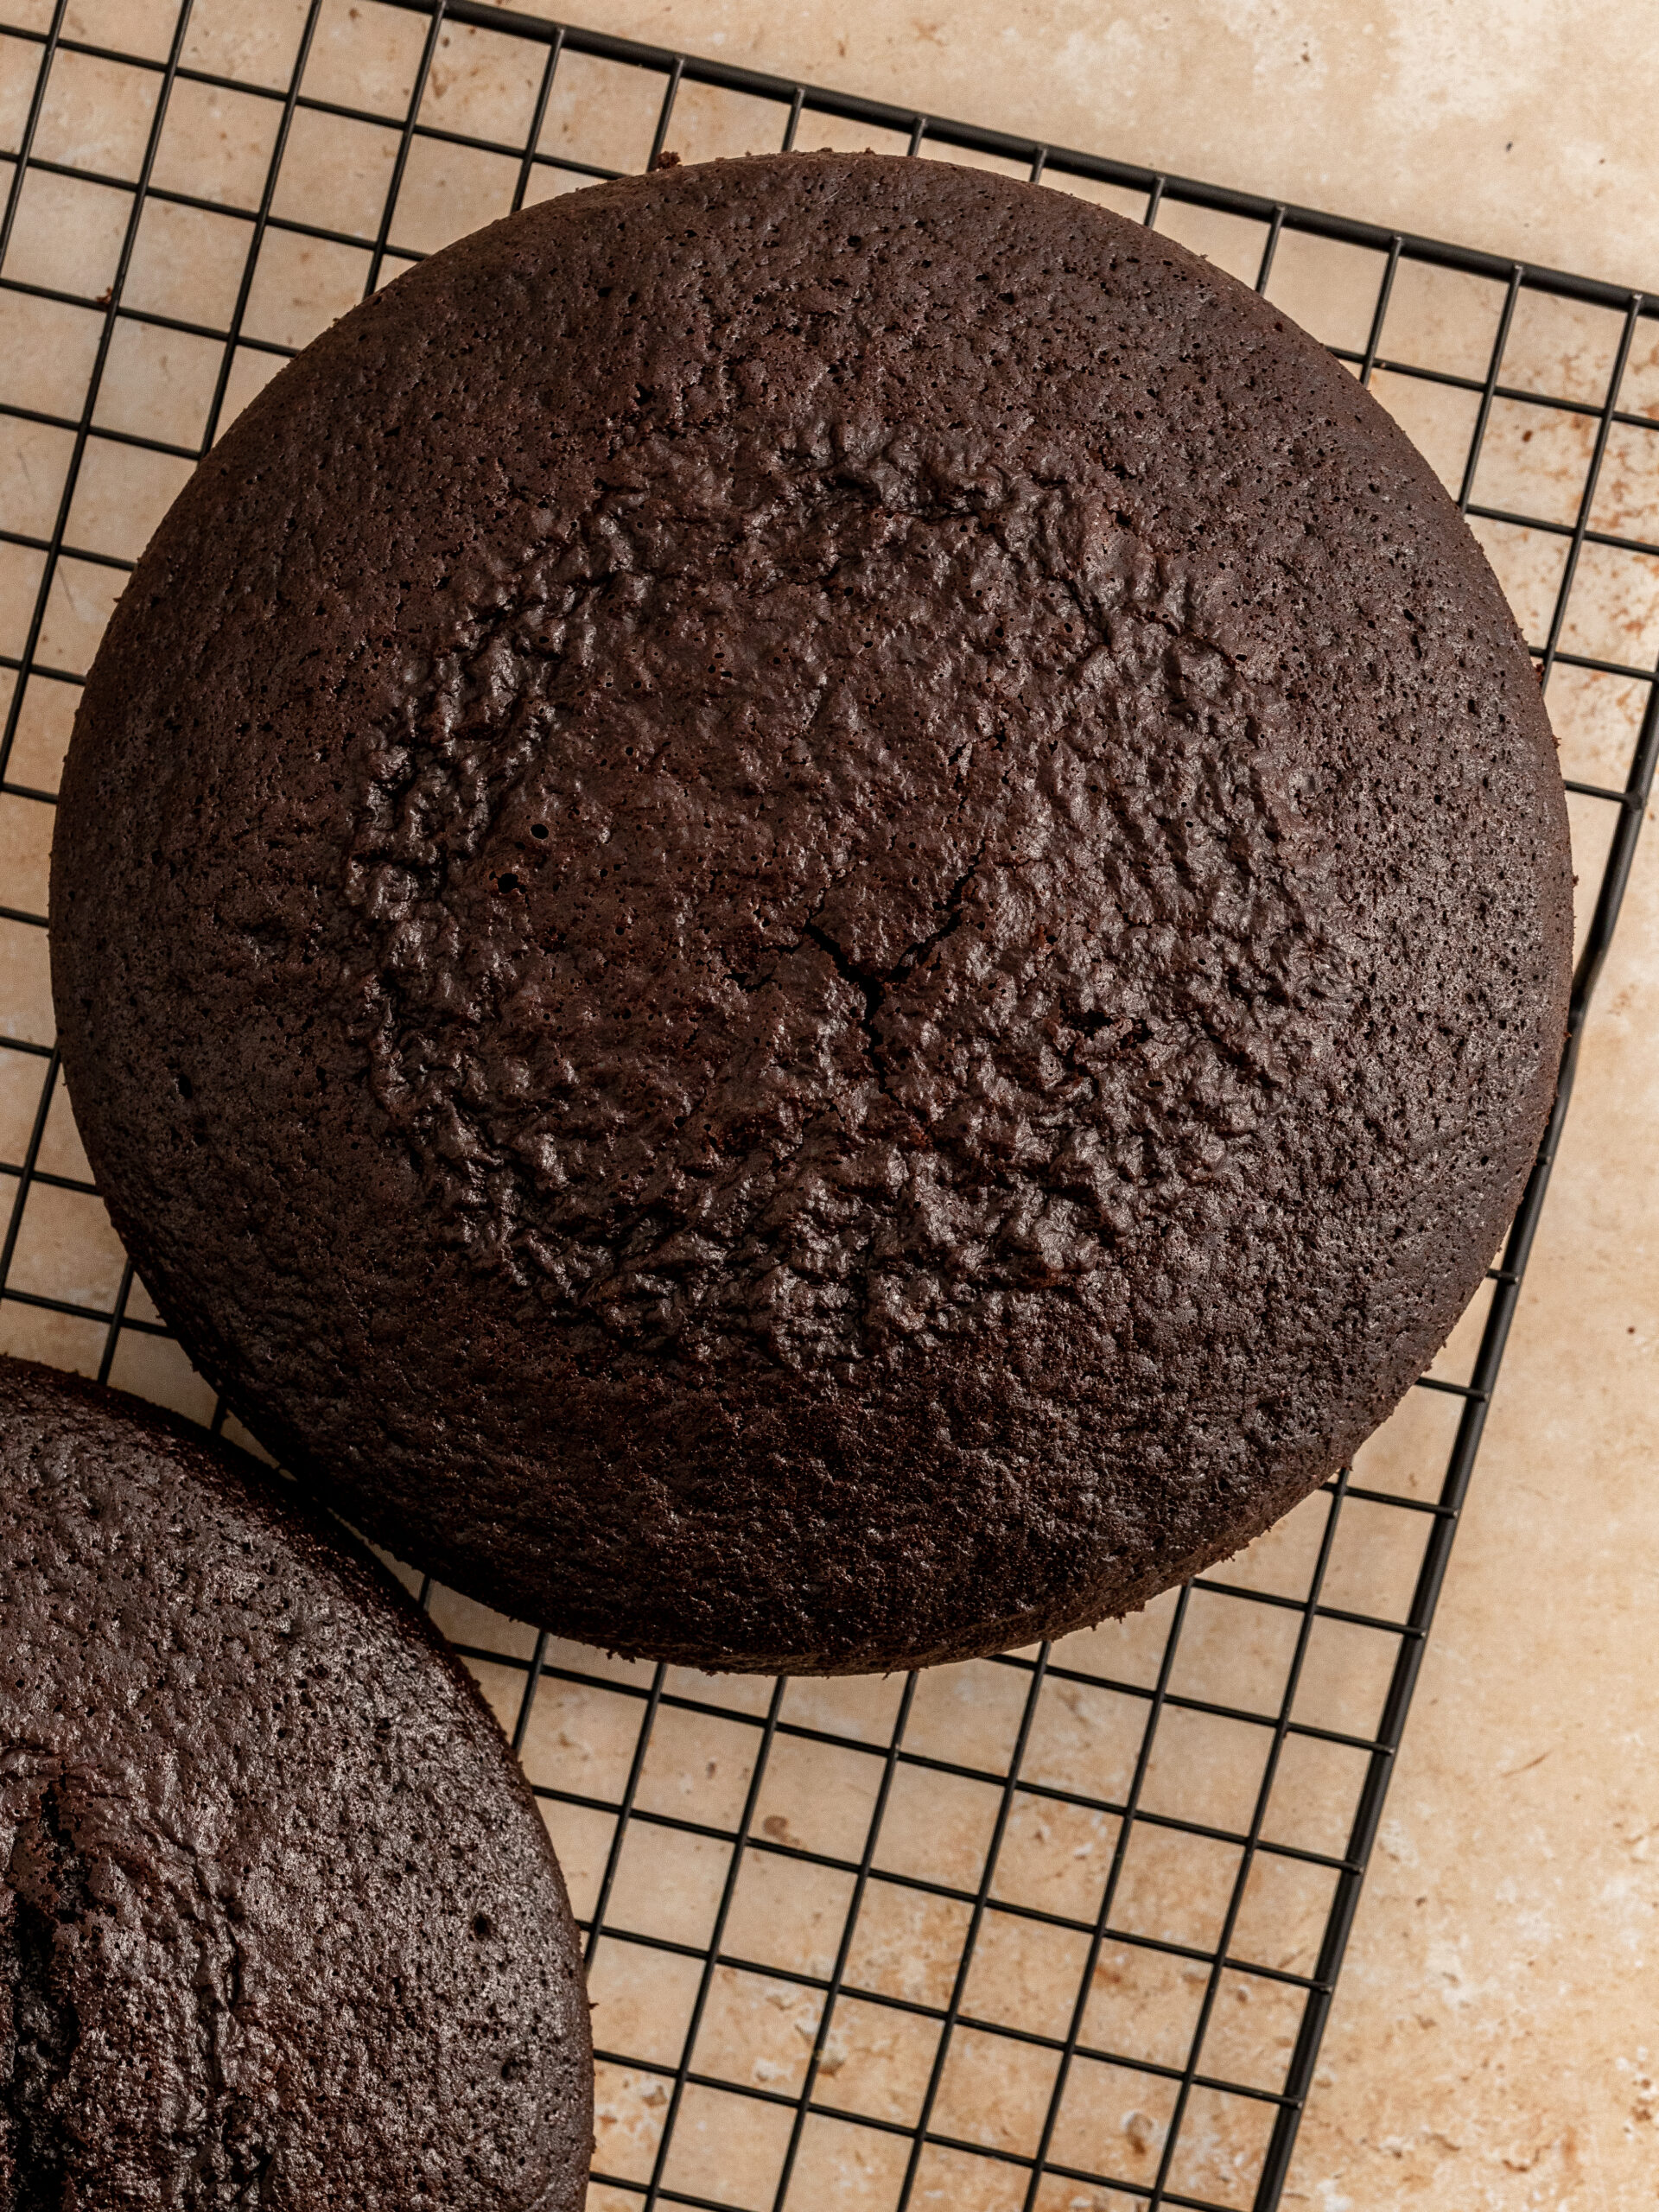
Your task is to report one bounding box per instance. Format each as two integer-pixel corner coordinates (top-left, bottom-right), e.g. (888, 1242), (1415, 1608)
(0, 3), (1655, 2209)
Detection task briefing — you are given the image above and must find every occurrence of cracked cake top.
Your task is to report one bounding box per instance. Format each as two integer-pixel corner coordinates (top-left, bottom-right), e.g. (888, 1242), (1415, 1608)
(50, 152), (1572, 1671)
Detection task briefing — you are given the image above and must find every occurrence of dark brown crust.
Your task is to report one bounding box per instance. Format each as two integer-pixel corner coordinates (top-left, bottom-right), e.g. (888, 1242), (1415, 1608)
(50, 152), (1573, 1674)
(0, 1355), (592, 2208)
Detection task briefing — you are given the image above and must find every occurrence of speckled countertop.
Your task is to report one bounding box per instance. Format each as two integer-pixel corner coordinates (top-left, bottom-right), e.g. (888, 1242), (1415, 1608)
(0, 3), (1655, 2208)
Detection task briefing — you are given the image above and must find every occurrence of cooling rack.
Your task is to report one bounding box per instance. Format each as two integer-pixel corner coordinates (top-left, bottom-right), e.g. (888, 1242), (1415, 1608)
(1, 3), (1655, 2208)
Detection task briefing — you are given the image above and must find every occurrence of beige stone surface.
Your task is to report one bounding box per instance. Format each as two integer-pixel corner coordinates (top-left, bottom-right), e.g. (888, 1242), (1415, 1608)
(571, 0), (1659, 296)
(1, 3), (1656, 2208)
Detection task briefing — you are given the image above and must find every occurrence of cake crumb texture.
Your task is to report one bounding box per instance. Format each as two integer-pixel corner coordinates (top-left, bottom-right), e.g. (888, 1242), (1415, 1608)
(49, 154), (1573, 1671)
(0, 1356), (592, 2207)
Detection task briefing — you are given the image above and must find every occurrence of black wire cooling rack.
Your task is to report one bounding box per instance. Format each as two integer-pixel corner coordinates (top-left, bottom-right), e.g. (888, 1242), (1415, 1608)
(2, 4), (1656, 2208)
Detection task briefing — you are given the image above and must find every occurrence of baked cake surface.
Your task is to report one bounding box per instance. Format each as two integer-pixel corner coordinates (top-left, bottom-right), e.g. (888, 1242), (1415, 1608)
(0, 1357), (591, 2205)
(51, 152), (1573, 1672)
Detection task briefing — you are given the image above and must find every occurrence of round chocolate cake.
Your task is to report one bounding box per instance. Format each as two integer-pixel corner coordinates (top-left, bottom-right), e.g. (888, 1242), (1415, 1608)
(0, 1357), (591, 2205)
(51, 153), (1573, 1674)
